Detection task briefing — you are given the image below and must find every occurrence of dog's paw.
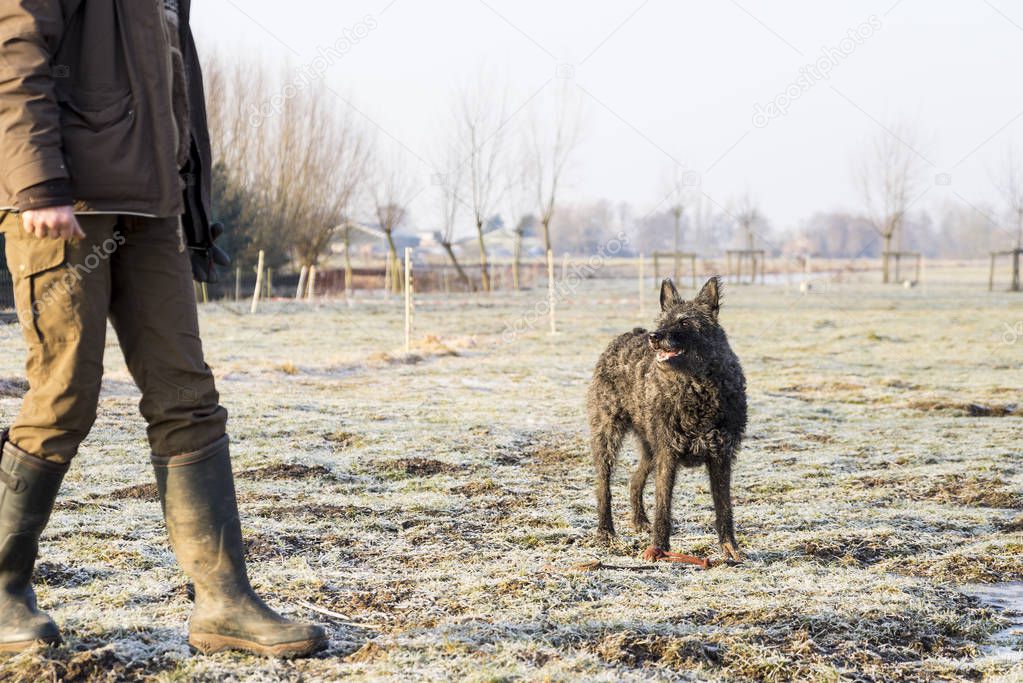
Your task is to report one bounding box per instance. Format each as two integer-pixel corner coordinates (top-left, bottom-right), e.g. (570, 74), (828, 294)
(642, 545), (667, 562)
(631, 518), (651, 534)
(595, 529), (616, 546)
(721, 541), (743, 563)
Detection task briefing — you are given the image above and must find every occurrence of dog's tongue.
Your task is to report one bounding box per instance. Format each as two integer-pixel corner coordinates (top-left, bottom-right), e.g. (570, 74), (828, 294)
(656, 349), (680, 362)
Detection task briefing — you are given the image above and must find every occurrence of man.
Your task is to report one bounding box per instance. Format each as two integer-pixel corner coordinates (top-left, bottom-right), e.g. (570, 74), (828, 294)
(0, 0), (326, 657)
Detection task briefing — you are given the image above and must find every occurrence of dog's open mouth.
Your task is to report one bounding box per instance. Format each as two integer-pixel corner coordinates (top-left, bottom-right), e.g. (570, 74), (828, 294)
(655, 349), (682, 363)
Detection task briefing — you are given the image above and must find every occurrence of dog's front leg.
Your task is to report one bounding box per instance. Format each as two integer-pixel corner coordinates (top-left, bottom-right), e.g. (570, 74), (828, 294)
(650, 454), (677, 551)
(707, 454), (741, 562)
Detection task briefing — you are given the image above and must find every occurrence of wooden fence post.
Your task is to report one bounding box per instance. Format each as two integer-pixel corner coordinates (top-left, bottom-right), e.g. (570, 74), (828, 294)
(266, 268), (274, 299)
(638, 254), (645, 317)
(250, 250), (265, 314)
(234, 267), (241, 302)
(296, 265), (308, 299)
(547, 249), (556, 335)
(404, 248), (413, 354)
(306, 265), (317, 301)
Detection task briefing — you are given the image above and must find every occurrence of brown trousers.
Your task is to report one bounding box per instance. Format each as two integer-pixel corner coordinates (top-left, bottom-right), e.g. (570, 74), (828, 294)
(1, 213), (227, 464)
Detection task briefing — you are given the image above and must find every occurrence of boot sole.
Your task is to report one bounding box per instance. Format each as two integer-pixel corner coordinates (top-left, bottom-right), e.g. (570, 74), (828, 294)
(189, 632), (327, 658)
(0, 636), (60, 653)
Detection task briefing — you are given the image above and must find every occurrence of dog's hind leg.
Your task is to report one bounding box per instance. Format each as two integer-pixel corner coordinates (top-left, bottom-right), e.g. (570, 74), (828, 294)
(591, 413), (627, 543)
(707, 451), (741, 563)
(629, 437), (653, 533)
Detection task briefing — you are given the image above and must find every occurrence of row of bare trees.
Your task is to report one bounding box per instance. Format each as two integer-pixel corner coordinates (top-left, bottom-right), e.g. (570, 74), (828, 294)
(205, 53), (583, 293)
(204, 56), (369, 272)
(856, 121), (1023, 286)
(429, 79), (582, 292)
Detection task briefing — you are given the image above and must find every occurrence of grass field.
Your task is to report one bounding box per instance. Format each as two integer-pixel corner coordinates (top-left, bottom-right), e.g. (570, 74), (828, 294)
(0, 266), (1021, 681)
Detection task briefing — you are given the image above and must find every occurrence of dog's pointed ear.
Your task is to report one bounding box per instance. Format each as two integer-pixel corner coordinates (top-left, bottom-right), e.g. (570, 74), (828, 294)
(660, 278), (681, 311)
(695, 276), (722, 319)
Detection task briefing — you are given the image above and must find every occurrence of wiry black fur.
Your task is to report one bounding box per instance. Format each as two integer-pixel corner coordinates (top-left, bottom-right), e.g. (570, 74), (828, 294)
(587, 276), (747, 560)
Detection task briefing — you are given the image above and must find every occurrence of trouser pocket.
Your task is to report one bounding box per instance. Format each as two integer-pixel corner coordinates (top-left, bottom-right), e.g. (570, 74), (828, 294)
(3, 237), (74, 345)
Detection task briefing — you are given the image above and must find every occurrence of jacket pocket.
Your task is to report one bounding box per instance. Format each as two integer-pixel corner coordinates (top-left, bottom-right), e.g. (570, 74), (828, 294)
(58, 90), (139, 194)
(3, 237), (77, 345)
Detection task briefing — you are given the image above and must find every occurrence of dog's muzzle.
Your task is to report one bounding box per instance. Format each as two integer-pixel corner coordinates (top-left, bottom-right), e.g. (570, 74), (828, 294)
(648, 332), (682, 363)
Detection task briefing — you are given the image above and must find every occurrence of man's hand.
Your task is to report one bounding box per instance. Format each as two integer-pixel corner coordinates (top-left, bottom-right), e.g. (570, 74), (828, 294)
(21, 206), (85, 240)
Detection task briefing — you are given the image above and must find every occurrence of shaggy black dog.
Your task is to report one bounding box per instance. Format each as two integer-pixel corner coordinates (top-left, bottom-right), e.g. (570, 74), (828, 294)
(587, 277), (747, 563)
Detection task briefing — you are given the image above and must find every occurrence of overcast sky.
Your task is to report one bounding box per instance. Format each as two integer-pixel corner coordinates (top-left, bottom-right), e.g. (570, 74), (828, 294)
(193, 0), (1023, 235)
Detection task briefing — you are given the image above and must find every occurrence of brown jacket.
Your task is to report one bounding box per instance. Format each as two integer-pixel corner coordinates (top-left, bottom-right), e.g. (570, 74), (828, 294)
(0, 0), (212, 228)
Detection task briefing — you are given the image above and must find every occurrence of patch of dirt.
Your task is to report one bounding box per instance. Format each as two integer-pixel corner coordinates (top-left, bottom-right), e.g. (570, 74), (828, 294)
(245, 531), (355, 561)
(907, 399), (1018, 417)
(378, 457), (459, 477)
(851, 474), (1022, 509)
(796, 533), (927, 566)
(346, 641), (387, 663)
(319, 581), (418, 630)
(411, 334), (460, 357)
(451, 480), (501, 496)
(4, 641), (178, 682)
(705, 595), (981, 678)
(594, 632), (724, 669)
(104, 482), (158, 501)
(259, 502), (374, 520)
(237, 462), (333, 480)
(998, 515), (1023, 532)
(34, 562), (109, 588)
(366, 351), (424, 365)
(779, 380), (867, 393)
(514, 431), (586, 474)
(924, 475), (1022, 509)
(323, 430), (361, 448)
(891, 547), (1023, 583)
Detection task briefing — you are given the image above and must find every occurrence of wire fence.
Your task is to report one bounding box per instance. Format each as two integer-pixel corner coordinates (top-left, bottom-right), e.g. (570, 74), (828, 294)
(203, 254), (894, 302)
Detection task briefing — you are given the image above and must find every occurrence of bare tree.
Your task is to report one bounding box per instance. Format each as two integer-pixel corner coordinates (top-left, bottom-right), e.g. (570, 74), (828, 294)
(371, 152), (418, 294)
(204, 54), (370, 271)
(530, 84), (582, 254)
(992, 145), (1023, 290)
(734, 193), (760, 251)
(857, 123), (926, 283)
(434, 144), (473, 292)
(455, 81), (508, 292)
(662, 165), (695, 279)
(283, 93), (370, 269)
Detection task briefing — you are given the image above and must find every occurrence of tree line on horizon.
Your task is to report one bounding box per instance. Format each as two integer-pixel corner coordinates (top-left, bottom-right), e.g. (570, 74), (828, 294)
(205, 54), (1020, 288)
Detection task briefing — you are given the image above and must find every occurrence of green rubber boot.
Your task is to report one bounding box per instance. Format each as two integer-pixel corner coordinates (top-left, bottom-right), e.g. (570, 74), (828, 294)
(0, 431), (68, 652)
(152, 436), (327, 658)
